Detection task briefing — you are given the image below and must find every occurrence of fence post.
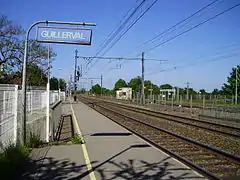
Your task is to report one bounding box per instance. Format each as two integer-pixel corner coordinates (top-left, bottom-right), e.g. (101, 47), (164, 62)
(171, 95), (174, 111)
(46, 85), (50, 142)
(202, 95), (205, 114)
(30, 91), (33, 114)
(190, 94), (193, 116)
(180, 95), (182, 112)
(13, 85), (18, 145)
(164, 94), (167, 110)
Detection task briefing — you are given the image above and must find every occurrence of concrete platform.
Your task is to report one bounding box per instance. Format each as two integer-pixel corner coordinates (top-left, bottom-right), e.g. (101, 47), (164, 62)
(71, 101), (208, 180)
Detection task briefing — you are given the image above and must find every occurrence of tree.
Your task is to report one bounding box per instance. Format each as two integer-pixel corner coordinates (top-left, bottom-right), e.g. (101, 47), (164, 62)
(0, 15), (56, 79)
(188, 88), (197, 95)
(128, 76), (142, 93)
(0, 63), (48, 85)
(212, 89), (219, 95)
(199, 89), (206, 95)
(114, 79), (128, 91)
(102, 87), (114, 95)
(50, 77), (58, 90)
(27, 64), (47, 86)
(91, 84), (101, 94)
(222, 65), (240, 96)
(160, 84), (172, 89)
(0, 15), (23, 73)
(144, 80), (159, 95)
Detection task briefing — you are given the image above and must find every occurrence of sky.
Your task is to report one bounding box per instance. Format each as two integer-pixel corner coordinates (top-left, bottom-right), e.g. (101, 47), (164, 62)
(1, 0), (240, 92)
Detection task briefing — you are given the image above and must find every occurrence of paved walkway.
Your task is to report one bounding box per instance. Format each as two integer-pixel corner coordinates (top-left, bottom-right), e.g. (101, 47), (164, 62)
(71, 101), (208, 180)
(22, 101), (208, 180)
(21, 103), (89, 180)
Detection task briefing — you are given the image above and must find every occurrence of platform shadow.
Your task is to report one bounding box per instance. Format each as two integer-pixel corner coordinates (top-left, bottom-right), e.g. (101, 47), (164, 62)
(14, 144), (206, 180)
(9, 156), (98, 180)
(91, 132), (132, 136)
(70, 144), (206, 180)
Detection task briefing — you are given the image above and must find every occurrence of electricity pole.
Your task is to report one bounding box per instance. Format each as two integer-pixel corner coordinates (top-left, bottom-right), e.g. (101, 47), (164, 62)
(185, 82), (191, 100)
(101, 74), (103, 96)
(74, 50), (79, 101)
(91, 80), (93, 93)
(236, 66), (238, 104)
(79, 54), (166, 102)
(74, 49), (79, 91)
(141, 52), (145, 104)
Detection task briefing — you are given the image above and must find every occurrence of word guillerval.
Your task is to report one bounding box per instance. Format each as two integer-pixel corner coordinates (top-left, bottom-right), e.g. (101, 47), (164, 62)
(41, 30), (86, 40)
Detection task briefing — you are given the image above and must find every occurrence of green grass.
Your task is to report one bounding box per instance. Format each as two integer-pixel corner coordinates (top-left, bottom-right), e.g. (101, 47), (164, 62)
(0, 131), (46, 178)
(0, 142), (30, 179)
(26, 132), (45, 148)
(0, 132), (85, 179)
(71, 134), (85, 144)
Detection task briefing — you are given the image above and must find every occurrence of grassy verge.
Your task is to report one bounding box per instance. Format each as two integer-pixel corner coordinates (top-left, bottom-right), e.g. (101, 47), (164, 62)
(50, 134), (85, 145)
(71, 134), (85, 144)
(0, 132), (85, 179)
(0, 143), (30, 179)
(0, 132), (45, 179)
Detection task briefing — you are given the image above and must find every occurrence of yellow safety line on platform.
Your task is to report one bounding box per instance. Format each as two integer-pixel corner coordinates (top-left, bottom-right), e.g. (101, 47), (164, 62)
(71, 104), (97, 180)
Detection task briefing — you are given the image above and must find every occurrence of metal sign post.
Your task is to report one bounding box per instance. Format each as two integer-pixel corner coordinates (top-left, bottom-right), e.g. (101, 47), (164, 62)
(21, 20), (96, 144)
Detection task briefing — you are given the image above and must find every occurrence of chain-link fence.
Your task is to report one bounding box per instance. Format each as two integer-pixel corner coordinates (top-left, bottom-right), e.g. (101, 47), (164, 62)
(0, 84), (65, 149)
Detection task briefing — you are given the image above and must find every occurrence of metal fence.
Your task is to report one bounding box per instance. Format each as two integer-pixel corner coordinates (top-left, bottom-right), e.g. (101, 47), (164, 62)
(101, 93), (240, 123)
(0, 84), (18, 149)
(50, 101), (63, 141)
(0, 84), (66, 149)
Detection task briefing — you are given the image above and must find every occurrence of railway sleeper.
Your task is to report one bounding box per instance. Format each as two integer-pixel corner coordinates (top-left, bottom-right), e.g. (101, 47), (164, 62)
(185, 155), (216, 161)
(178, 152), (213, 157)
(207, 166), (240, 176)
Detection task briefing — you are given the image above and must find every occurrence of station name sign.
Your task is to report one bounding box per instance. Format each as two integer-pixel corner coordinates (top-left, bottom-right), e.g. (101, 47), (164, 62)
(36, 26), (92, 45)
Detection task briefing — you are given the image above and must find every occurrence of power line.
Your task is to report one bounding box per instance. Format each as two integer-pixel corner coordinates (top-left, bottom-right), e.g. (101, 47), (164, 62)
(100, 0), (159, 57)
(145, 43), (240, 73)
(95, 0), (160, 72)
(115, 0), (222, 72)
(137, 0), (220, 50)
(145, 51), (240, 76)
(144, 3), (240, 54)
(85, 0), (147, 68)
(86, 0), (159, 74)
(79, 55), (167, 61)
(95, 0), (147, 56)
(95, 3), (137, 54)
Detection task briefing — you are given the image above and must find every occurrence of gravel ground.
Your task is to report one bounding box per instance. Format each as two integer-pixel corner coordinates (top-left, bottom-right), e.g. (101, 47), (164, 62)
(106, 104), (240, 156)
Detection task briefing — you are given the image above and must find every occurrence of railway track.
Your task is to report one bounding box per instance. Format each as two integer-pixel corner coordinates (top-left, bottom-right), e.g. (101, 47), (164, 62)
(80, 97), (240, 180)
(85, 97), (240, 156)
(97, 99), (240, 138)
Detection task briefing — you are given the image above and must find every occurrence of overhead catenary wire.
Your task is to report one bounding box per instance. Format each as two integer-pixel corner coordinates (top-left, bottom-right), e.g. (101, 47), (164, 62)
(145, 43), (240, 74)
(113, 0), (223, 72)
(144, 3), (240, 54)
(145, 51), (240, 76)
(85, 0), (147, 68)
(137, 0), (220, 50)
(99, 0), (160, 57)
(96, 0), (160, 73)
(84, 0), (159, 75)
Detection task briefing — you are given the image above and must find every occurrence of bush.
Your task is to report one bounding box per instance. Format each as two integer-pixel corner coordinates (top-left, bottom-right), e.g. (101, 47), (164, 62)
(26, 132), (44, 148)
(71, 134), (84, 144)
(0, 143), (30, 178)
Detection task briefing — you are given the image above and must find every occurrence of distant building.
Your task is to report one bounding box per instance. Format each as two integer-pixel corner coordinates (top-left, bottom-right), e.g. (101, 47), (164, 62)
(116, 87), (132, 100)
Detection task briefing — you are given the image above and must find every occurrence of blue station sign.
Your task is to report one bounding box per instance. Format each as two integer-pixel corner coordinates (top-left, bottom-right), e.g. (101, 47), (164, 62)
(36, 26), (92, 45)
